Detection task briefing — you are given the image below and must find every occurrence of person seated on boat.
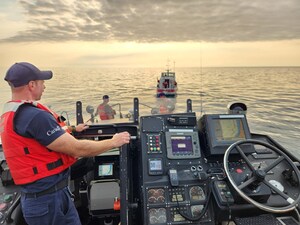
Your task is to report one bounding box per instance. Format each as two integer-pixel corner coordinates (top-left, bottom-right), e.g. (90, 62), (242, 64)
(0, 62), (131, 225)
(95, 95), (116, 120)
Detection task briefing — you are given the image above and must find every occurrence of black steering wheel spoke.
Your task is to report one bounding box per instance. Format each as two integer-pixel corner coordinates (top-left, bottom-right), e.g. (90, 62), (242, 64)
(263, 180), (293, 203)
(237, 176), (257, 190)
(262, 156), (285, 174)
(236, 145), (256, 172)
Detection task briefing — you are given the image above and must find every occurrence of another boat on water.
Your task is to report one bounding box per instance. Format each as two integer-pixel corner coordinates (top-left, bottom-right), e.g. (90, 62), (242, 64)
(0, 98), (300, 225)
(156, 69), (178, 97)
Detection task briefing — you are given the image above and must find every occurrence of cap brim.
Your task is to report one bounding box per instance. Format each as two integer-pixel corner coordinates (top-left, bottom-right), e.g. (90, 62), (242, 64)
(40, 71), (53, 80)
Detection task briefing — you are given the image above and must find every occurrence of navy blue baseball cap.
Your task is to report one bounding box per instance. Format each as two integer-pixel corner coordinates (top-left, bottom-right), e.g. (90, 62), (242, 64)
(103, 95), (109, 99)
(4, 62), (53, 87)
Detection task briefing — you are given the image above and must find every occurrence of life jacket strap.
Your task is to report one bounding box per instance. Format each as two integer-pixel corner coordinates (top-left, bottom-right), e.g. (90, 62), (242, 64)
(33, 167), (38, 174)
(24, 147), (30, 154)
(47, 158), (63, 171)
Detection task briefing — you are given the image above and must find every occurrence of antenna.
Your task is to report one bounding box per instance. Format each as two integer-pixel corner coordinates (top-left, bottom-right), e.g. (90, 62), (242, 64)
(199, 43), (203, 116)
(173, 60), (176, 72)
(166, 58), (170, 71)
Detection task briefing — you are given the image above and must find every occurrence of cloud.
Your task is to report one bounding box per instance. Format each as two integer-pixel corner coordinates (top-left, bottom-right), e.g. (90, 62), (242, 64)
(2, 0), (300, 43)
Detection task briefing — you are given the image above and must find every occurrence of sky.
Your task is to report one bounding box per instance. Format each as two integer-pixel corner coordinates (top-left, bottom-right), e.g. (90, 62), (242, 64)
(1, 0), (300, 68)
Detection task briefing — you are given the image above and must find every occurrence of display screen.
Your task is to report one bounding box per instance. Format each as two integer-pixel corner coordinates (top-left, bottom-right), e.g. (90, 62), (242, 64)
(98, 163), (113, 176)
(213, 118), (246, 141)
(200, 114), (252, 156)
(171, 136), (193, 155)
(149, 159), (162, 171)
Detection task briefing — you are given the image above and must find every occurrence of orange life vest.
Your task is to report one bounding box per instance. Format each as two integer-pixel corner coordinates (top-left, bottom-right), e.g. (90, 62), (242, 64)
(97, 104), (109, 120)
(98, 103), (114, 120)
(0, 100), (76, 185)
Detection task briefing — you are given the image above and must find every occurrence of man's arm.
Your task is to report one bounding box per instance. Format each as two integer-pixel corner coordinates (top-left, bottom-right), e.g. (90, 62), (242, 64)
(16, 107), (129, 157)
(47, 131), (130, 158)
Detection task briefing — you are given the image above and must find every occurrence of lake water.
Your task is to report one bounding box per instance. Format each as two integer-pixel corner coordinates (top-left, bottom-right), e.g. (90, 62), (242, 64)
(1, 66), (299, 158)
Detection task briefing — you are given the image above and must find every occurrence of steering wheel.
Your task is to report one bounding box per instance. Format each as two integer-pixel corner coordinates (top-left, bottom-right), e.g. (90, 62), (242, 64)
(223, 139), (300, 213)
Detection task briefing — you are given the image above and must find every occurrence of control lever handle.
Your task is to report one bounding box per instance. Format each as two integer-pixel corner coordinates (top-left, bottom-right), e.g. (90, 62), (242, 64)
(168, 169), (179, 187)
(197, 172), (208, 180)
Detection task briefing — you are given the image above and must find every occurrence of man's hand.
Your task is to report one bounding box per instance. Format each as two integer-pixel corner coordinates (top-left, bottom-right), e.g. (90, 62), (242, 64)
(76, 123), (89, 132)
(111, 132), (130, 147)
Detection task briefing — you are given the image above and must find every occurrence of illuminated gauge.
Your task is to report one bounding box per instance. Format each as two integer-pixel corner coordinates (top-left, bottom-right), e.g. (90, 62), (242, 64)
(189, 186), (205, 201)
(149, 216), (159, 224)
(148, 208), (166, 224)
(148, 188), (165, 204)
(191, 205), (204, 217)
(157, 208), (167, 223)
(149, 208), (158, 224)
(156, 188), (164, 196)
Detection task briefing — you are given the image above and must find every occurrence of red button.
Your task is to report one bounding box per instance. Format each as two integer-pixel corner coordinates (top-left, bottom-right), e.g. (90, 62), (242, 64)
(236, 168), (243, 174)
(0, 203), (8, 211)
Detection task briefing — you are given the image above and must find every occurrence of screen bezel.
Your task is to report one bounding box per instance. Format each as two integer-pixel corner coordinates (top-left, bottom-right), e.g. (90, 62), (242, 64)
(165, 130), (201, 159)
(98, 163), (114, 177)
(148, 158), (163, 175)
(94, 155), (119, 180)
(204, 114), (252, 155)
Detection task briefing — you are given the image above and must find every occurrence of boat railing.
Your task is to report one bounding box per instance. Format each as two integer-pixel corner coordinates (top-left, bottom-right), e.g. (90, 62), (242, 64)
(111, 103), (123, 119)
(60, 110), (74, 126)
(139, 102), (160, 115)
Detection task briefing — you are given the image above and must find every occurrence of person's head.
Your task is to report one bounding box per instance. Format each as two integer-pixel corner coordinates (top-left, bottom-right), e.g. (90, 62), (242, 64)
(102, 95), (110, 103)
(4, 62), (53, 100)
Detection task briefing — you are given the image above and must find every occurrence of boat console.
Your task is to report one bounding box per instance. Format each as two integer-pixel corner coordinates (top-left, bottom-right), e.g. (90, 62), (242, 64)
(120, 101), (300, 225)
(0, 98), (300, 225)
(136, 113), (214, 224)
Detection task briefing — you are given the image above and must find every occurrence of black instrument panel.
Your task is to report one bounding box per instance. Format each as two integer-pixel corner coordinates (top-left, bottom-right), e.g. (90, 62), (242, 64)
(137, 113), (300, 225)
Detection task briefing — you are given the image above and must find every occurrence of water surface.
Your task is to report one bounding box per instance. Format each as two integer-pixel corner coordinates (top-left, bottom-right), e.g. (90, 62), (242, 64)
(1, 67), (299, 158)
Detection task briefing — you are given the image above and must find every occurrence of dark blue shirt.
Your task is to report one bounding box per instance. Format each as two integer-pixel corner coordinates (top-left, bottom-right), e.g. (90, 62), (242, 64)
(14, 104), (69, 193)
